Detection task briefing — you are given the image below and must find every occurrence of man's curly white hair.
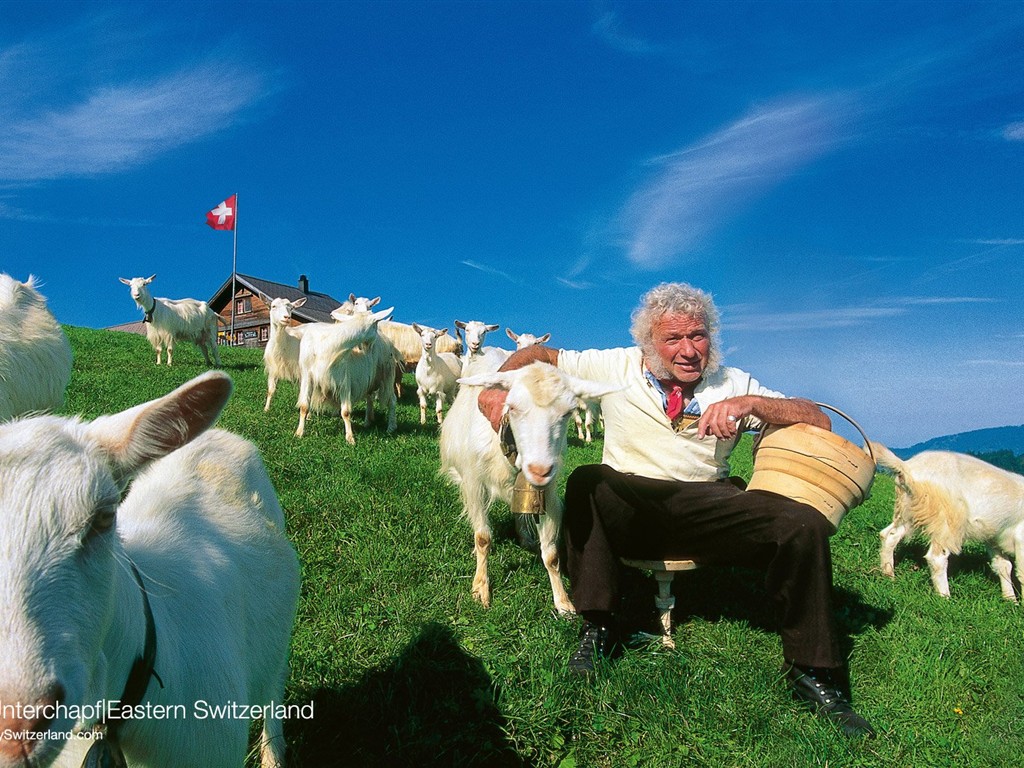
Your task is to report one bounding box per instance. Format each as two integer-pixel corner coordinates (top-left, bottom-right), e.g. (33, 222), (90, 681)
(630, 282), (722, 378)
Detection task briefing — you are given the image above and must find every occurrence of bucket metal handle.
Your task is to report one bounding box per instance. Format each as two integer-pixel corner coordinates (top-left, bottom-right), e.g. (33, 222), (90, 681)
(752, 402), (874, 463)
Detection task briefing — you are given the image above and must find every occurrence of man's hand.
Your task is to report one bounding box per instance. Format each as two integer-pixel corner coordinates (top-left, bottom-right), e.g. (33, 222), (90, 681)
(698, 397), (752, 440)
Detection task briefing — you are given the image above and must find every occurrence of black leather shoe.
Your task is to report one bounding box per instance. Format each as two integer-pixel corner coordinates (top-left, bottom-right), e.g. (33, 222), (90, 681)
(784, 663), (877, 738)
(568, 621), (620, 677)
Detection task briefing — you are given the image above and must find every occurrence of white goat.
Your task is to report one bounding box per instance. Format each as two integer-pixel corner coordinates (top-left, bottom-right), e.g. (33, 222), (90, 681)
(505, 327), (551, 350)
(439, 361), (618, 613)
(412, 324), (462, 425)
(872, 440), (1024, 601)
(119, 275), (222, 367)
(0, 372), (300, 768)
(263, 296), (308, 411)
(0, 274), (73, 421)
(455, 319), (506, 376)
(504, 327), (601, 442)
(296, 307), (400, 443)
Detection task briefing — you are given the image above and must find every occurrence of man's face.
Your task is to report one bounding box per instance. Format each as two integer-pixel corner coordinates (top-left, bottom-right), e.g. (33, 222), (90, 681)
(651, 312), (711, 385)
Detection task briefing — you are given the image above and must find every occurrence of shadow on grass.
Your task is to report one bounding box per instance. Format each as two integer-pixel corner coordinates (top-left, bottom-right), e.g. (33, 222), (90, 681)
(615, 564), (894, 662)
(286, 623), (524, 767)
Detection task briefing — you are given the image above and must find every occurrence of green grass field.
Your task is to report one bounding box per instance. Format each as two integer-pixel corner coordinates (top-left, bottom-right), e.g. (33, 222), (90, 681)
(62, 327), (1024, 767)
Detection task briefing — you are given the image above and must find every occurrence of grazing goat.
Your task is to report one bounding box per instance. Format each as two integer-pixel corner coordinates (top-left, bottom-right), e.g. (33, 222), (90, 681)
(264, 297), (308, 411)
(119, 275), (222, 367)
(439, 361), (618, 613)
(412, 324), (462, 425)
(296, 307), (400, 443)
(0, 372), (300, 768)
(872, 440), (1024, 601)
(0, 274), (73, 421)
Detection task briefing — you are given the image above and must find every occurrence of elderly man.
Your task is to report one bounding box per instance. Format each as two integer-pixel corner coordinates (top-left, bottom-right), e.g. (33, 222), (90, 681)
(479, 282), (875, 738)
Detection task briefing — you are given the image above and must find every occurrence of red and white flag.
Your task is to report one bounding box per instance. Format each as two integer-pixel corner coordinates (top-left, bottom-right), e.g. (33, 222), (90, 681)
(206, 195), (236, 231)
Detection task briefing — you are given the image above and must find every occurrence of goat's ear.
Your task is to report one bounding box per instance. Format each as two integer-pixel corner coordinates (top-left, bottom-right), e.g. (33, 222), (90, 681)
(292, 296), (307, 309)
(485, 324), (499, 332)
(457, 371), (515, 390)
(537, 333), (551, 344)
(438, 328), (449, 337)
(371, 306), (394, 323)
(368, 296), (381, 308)
(349, 293), (357, 302)
(118, 277), (131, 285)
(412, 322), (423, 334)
(85, 372), (233, 482)
(506, 328), (518, 342)
(565, 375), (622, 403)
(454, 320), (466, 330)
(145, 274), (156, 283)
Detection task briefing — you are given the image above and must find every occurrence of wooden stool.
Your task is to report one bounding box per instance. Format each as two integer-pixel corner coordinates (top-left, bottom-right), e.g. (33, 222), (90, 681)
(620, 558), (699, 648)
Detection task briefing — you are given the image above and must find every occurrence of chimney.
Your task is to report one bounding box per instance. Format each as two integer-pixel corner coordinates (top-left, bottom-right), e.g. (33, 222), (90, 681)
(298, 274), (309, 294)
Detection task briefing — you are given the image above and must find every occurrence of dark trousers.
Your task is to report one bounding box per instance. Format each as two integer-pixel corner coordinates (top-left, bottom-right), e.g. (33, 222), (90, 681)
(564, 464), (842, 668)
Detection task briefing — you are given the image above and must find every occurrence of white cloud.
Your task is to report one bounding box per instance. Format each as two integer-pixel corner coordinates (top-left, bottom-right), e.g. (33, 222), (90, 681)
(460, 260), (522, 285)
(970, 238), (1024, 246)
(0, 61), (267, 182)
(618, 95), (856, 269)
(592, 12), (663, 56)
(1002, 121), (1024, 141)
(722, 295), (995, 332)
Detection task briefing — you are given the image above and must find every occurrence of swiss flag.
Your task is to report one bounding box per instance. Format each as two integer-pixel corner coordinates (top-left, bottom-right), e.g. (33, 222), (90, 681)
(206, 195), (236, 230)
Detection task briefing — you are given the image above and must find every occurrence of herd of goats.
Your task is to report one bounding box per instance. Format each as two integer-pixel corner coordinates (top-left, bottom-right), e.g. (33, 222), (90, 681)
(0, 272), (1020, 767)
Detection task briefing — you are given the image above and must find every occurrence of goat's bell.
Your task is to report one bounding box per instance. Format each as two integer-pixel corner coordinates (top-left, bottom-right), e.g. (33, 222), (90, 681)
(511, 471), (545, 515)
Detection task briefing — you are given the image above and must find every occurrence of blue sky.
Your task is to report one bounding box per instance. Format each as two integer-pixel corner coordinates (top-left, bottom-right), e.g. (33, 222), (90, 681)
(1, 1), (1022, 448)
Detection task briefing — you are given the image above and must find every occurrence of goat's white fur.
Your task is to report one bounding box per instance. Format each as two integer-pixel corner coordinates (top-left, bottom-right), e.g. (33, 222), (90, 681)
(0, 372), (299, 768)
(119, 275), (222, 367)
(454, 319), (505, 377)
(873, 440), (1024, 602)
(439, 361), (618, 612)
(0, 274), (72, 422)
(296, 307), (400, 444)
(505, 327), (551, 350)
(412, 324), (461, 425)
(264, 296), (308, 411)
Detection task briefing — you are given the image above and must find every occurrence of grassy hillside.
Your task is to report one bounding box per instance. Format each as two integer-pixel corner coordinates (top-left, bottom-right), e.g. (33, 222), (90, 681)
(63, 327), (1024, 767)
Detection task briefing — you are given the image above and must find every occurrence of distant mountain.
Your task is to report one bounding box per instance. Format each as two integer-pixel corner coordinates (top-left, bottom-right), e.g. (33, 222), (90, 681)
(893, 424), (1024, 459)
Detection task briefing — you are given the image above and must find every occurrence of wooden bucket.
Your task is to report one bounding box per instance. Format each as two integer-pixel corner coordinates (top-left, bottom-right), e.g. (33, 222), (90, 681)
(746, 403), (875, 532)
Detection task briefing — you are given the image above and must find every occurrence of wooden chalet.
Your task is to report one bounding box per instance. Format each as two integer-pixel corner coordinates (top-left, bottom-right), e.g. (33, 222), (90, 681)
(207, 273), (345, 348)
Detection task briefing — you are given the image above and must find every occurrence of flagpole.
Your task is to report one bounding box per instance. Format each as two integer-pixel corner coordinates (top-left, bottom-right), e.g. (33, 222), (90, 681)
(229, 193), (238, 344)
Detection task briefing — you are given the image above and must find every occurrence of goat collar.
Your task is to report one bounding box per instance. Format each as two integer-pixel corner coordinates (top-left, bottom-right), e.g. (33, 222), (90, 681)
(140, 296), (155, 323)
(82, 562), (161, 767)
(498, 412), (518, 468)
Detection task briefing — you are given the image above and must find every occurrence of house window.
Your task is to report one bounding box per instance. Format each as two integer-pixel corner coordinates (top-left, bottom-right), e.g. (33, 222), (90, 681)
(260, 325), (269, 342)
(235, 297), (252, 314)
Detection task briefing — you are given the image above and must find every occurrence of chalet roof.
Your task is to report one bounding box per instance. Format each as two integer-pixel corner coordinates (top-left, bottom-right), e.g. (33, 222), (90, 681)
(208, 273), (343, 323)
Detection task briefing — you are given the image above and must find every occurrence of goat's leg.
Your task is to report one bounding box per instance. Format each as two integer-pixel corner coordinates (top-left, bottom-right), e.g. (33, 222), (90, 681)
(382, 386), (397, 434)
(417, 386), (428, 424)
(989, 551), (1018, 602)
(574, 410), (585, 440)
(210, 334), (222, 367)
(265, 376), (277, 412)
(925, 545), (952, 597)
(342, 402), (356, 444)
(259, 664), (289, 768)
(539, 501), (575, 614)
(584, 410), (594, 443)
(879, 520), (909, 577)
(462, 482), (492, 607)
(1015, 529), (1024, 602)
(154, 344), (162, 366)
(166, 342), (174, 366)
(295, 377), (310, 437)
(435, 392), (445, 425)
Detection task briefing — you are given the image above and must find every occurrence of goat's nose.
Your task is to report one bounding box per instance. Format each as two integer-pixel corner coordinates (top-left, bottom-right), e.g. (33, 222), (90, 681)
(0, 684), (64, 759)
(525, 462), (554, 484)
